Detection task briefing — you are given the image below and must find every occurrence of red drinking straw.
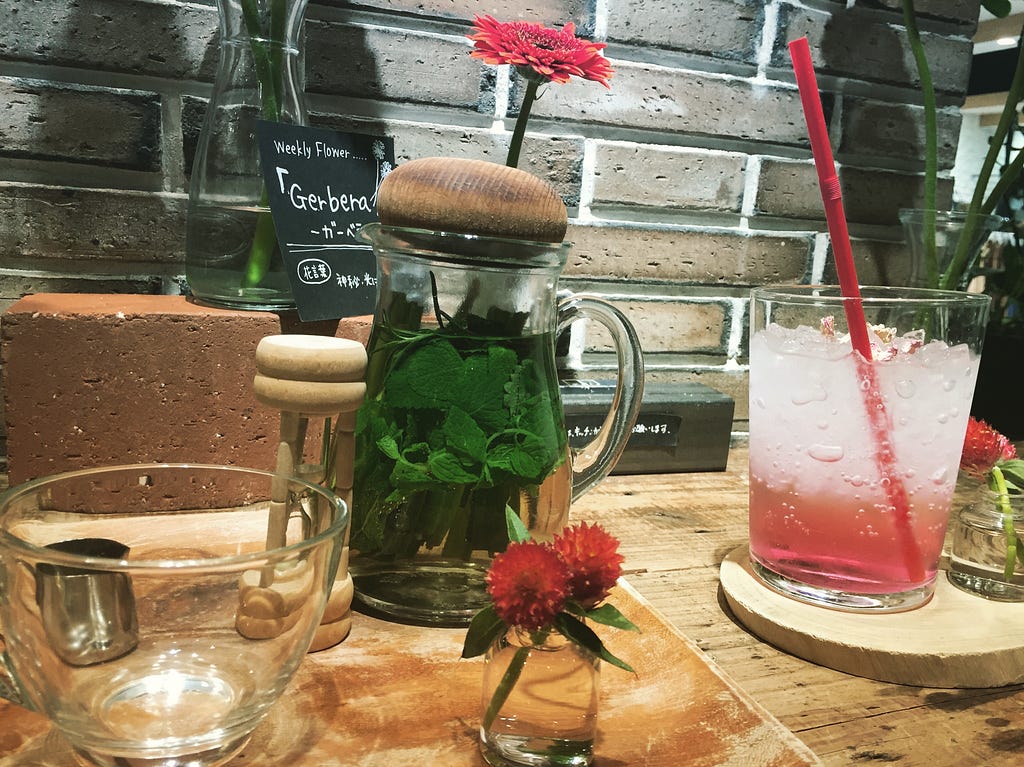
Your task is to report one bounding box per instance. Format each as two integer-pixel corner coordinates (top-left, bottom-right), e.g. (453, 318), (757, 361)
(788, 37), (924, 584)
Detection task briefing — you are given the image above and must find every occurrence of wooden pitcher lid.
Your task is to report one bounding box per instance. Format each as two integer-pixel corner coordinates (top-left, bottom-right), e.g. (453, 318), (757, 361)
(376, 157), (568, 243)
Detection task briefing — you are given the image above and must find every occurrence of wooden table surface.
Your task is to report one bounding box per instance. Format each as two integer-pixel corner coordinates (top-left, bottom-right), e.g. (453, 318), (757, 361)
(572, 445), (1024, 766)
(3, 449), (1023, 765)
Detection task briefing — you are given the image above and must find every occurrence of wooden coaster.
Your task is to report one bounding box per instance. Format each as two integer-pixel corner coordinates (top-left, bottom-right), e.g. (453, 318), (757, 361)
(720, 545), (1024, 688)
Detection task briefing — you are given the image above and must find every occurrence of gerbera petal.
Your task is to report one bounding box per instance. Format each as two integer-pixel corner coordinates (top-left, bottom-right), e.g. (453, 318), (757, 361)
(468, 15), (614, 88)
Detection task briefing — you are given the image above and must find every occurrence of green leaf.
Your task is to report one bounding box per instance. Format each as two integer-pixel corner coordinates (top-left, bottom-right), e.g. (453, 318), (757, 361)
(428, 450), (481, 485)
(390, 452), (432, 489)
(982, 0), (1011, 18)
(461, 604), (506, 658)
(386, 337), (463, 409)
(456, 346), (517, 432)
(554, 613), (635, 673)
(443, 406), (488, 464)
(505, 505), (531, 543)
(997, 459), (1024, 491)
(584, 603), (641, 632)
(377, 434), (400, 460)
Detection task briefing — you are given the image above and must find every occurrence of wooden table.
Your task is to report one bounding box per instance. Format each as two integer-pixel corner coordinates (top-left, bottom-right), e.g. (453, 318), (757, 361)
(3, 450), (1023, 765)
(573, 445), (1024, 766)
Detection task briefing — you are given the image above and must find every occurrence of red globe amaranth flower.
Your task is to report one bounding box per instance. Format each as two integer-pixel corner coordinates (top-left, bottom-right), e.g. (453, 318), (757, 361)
(468, 15), (613, 88)
(553, 522), (624, 609)
(961, 416), (1018, 479)
(486, 540), (570, 631)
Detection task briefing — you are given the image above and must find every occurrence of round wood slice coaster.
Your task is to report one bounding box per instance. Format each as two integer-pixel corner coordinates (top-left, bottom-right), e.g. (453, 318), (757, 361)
(720, 545), (1024, 688)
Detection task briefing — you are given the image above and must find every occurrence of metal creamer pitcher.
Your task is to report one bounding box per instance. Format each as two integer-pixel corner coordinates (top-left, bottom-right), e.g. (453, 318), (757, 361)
(350, 223), (644, 626)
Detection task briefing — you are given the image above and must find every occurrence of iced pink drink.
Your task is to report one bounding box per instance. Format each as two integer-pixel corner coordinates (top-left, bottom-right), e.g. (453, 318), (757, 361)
(748, 286), (989, 611)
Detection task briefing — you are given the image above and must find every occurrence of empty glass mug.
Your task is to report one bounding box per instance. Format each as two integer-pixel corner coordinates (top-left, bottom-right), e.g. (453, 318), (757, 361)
(0, 463), (347, 767)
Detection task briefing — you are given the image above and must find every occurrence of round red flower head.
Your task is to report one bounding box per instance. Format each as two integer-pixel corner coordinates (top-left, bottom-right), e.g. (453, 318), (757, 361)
(469, 15), (613, 87)
(486, 540), (570, 631)
(961, 416), (1018, 479)
(553, 521), (624, 609)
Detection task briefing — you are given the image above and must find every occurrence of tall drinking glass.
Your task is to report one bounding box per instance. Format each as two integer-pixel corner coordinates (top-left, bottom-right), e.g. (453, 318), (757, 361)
(748, 286), (990, 611)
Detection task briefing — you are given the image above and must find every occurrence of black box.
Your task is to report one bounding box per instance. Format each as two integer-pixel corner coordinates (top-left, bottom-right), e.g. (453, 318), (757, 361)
(560, 380), (735, 474)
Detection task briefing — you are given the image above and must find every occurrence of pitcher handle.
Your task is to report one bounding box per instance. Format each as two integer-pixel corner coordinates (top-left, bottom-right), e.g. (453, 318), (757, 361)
(557, 294), (645, 502)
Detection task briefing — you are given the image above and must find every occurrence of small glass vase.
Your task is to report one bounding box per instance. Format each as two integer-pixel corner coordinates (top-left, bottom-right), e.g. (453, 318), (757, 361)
(898, 208), (1002, 289)
(480, 628), (600, 767)
(185, 0), (310, 311)
(948, 489), (1024, 602)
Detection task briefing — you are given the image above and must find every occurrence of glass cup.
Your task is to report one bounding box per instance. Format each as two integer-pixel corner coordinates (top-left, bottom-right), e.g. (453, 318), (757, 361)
(748, 286), (990, 611)
(0, 463), (347, 767)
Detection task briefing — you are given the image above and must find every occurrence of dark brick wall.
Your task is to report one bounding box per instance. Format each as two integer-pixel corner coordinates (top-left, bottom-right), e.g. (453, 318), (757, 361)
(0, 0), (985, 455)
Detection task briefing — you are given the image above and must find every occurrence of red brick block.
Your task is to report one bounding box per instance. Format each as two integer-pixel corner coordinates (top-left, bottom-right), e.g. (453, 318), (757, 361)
(1, 294), (371, 484)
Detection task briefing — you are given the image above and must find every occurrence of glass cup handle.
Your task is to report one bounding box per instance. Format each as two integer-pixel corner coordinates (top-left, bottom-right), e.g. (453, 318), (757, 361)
(557, 294), (645, 502)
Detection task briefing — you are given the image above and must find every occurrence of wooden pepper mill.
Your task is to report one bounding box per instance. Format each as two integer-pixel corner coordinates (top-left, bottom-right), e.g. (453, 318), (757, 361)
(244, 334), (367, 652)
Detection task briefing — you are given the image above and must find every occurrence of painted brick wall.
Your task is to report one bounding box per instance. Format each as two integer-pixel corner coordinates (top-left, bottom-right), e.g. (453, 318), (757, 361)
(0, 0), (983, 461)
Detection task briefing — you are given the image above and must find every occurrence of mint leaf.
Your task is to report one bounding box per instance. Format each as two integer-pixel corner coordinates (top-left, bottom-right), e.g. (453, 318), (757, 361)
(443, 406), (488, 464)
(377, 435), (400, 460)
(457, 346), (517, 431)
(386, 337), (463, 409)
(429, 450), (481, 485)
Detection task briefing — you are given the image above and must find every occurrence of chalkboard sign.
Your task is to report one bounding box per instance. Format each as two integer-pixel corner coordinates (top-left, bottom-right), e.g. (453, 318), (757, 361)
(256, 121), (395, 321)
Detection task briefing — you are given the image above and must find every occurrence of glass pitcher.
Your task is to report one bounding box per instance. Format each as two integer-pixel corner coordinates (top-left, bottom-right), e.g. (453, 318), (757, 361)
(350, 223), (644, 626)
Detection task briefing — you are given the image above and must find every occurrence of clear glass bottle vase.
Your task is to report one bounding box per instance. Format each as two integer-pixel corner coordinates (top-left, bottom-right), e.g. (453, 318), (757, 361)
(185, 0), (309, 310)
(898, 208), (1002, 289)
(480, 627), (600, 767)
(948, 488), (1024, 602)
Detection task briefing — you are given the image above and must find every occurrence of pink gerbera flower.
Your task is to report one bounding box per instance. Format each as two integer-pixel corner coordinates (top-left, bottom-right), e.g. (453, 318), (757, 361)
(467, 16), (613, 168)
(468, 15), (613, 87)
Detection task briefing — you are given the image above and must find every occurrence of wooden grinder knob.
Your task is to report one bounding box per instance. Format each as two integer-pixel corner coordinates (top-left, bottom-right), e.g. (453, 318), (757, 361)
(254, 335), (367, 416)
(239, 334), (367, 649)
(376, 157), (569, 243)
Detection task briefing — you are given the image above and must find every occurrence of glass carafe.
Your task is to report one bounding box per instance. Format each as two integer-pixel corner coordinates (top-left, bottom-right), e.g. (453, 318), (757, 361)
(351, 224), (644, 626)
(185, 0), (309, 310)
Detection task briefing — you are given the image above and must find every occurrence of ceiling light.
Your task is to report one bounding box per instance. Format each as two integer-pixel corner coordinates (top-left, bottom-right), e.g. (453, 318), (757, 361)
(996, 36), (1018, 46)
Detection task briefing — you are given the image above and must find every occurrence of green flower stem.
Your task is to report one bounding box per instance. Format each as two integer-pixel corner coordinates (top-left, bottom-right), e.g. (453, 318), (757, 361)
(243, 199), (279, 288)
(240, 0), (282, 121)
(942, 16), (1024, 291)
(482, 628), (549, 731)
(902, 0), (938, 286)
(239, 0), (287, 289)
(992, 466), (1019, 581)
(506, 77), (540, 169)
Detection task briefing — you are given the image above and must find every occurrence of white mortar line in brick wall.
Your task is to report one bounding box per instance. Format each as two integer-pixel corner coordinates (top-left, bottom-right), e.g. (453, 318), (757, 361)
(161, 97), (186, 194)
(577, 139), (598, 222)
(724, 297), (748, 371)
(739, 154), (762, 231)
(593, 0), (608, 39)
(811, 233), (831, 283)
(755, 1), (782, 82)
(490, 66), (511, 127)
